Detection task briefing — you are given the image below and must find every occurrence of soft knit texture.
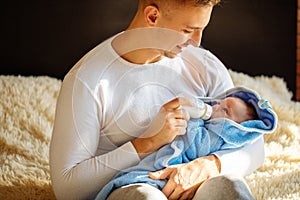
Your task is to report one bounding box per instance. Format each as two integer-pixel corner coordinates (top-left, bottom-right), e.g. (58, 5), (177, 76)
(0, 70), (299, 199)
(96, 86), (278, 200)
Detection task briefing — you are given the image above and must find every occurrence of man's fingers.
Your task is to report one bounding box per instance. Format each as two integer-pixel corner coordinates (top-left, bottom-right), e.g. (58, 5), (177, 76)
(171, 109), (190, 121)
(176, 126), (187, 136)
(165, 179), (198, 200)
(163, 98), (181, 110)
(162, 177), (178, 198)
(149, 168), (173, 180)
(168, 187), (184, 200)
(178, 97), (194, 107)
(165, 108), (190, 122)
(163, 97), (193, 110)
(178, 186), (198, 200)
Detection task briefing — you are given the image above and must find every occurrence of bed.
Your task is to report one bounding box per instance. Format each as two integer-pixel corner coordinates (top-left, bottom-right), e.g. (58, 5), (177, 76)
(1, 0), (298, 199)
(0, 70), (299, 199)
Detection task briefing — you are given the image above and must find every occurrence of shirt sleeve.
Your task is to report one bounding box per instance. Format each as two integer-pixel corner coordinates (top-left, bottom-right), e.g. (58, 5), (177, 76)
(50, 73), (140, 200)
(214, 137), (265, 176)
(203, 50), (265, 176)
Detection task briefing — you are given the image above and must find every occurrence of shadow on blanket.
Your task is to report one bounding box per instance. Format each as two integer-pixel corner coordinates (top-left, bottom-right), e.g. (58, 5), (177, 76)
(0, 70), (299, 200)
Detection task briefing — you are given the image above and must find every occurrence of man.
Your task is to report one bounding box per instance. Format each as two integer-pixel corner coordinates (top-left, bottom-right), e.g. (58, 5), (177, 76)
(50, 0), (264, 199)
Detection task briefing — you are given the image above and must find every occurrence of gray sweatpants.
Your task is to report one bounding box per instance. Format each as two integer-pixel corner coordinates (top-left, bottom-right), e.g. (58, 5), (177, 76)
(106, 174), (255, 200)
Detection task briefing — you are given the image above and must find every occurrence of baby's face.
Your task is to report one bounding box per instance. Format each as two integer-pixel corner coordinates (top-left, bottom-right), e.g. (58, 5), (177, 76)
(210, 97), (252, 123)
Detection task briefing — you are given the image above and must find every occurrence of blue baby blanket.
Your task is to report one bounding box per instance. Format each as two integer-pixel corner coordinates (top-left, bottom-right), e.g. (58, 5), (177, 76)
(95, 86), (277, 200)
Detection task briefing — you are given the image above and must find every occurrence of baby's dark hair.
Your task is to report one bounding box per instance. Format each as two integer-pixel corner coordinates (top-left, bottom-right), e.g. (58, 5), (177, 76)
(245, 101), (259, 121)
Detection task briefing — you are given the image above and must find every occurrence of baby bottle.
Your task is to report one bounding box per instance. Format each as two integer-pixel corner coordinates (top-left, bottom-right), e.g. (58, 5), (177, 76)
(182, 99), (212, 120)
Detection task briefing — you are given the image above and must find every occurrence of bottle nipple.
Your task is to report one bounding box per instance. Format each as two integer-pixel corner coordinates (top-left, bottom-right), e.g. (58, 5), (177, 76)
(182, 99), (212, 120)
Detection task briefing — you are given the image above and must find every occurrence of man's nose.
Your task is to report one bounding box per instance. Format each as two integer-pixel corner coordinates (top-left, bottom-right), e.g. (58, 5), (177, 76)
(190, 30), (202, 47)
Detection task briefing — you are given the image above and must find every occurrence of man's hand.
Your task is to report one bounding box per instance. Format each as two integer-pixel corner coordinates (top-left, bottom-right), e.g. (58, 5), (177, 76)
(132, 97), (192, 158)
(149, 155), (221, 200)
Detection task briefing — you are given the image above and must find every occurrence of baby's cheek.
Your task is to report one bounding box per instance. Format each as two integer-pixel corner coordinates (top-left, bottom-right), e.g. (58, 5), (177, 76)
(211, 110), (224, 119)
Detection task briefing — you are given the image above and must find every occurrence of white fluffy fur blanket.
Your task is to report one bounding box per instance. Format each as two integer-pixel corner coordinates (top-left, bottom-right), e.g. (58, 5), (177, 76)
(0, 70), (299, 199)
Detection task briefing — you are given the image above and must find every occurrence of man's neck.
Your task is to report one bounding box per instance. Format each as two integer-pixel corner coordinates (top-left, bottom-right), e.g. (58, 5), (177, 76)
(112, 24), (183, 64)
(119, 49), (164, 64)
(111, 30), (166, 64)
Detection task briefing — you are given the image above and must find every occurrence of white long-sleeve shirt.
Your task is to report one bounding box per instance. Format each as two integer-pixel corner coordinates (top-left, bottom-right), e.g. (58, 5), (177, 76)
(50, 34), (264, 200)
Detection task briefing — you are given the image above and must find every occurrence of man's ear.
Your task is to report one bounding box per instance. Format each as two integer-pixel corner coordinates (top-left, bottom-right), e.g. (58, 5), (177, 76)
(144, 5), (160, 26)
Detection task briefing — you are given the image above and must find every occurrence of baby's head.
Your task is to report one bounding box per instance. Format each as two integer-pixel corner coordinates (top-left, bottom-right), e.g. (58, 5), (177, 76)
(210, 97), (257, 123)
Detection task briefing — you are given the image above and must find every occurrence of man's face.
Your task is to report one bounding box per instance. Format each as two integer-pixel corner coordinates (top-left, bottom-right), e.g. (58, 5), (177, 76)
(114, 4), (214, 62)
(155, 4), (213, 50)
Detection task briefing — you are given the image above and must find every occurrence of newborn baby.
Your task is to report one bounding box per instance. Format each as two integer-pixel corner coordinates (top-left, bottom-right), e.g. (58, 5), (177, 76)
(208, 96), (257, 123)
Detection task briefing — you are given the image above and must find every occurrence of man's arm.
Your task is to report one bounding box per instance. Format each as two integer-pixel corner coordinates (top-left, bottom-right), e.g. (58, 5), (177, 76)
(132, 97), (193, 159)
(50, 74), (141, 200)
(214, 136), (265, 176)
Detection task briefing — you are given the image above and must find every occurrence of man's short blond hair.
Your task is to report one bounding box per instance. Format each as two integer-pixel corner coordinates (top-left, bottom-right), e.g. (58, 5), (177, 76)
(139, 0), (221, 8)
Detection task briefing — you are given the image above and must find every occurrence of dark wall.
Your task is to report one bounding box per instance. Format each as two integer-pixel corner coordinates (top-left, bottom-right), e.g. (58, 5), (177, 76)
(202, 0), (297, 98)
(1, 0), (138, 78)
(1, 0), (296, 97)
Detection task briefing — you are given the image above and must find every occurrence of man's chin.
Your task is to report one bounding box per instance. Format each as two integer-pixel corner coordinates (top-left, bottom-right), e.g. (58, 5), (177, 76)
(163, 51), (179, 59)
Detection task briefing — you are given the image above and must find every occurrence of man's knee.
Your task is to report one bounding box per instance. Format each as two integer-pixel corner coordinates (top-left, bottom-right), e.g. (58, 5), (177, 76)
(193, 174), (255, 200)
(107, 183), (167, 200)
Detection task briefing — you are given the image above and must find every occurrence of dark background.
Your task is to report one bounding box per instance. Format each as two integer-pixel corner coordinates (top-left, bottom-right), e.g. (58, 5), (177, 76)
(1, 0), (297, 98)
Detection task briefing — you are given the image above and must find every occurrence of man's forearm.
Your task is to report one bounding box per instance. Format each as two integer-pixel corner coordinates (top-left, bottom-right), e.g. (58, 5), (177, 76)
(204, 154), (221, 173)
(213, 136), (265, 176)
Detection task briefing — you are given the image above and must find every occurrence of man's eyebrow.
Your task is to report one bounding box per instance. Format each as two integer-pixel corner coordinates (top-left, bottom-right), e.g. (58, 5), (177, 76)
(185, 25), (202, 30)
